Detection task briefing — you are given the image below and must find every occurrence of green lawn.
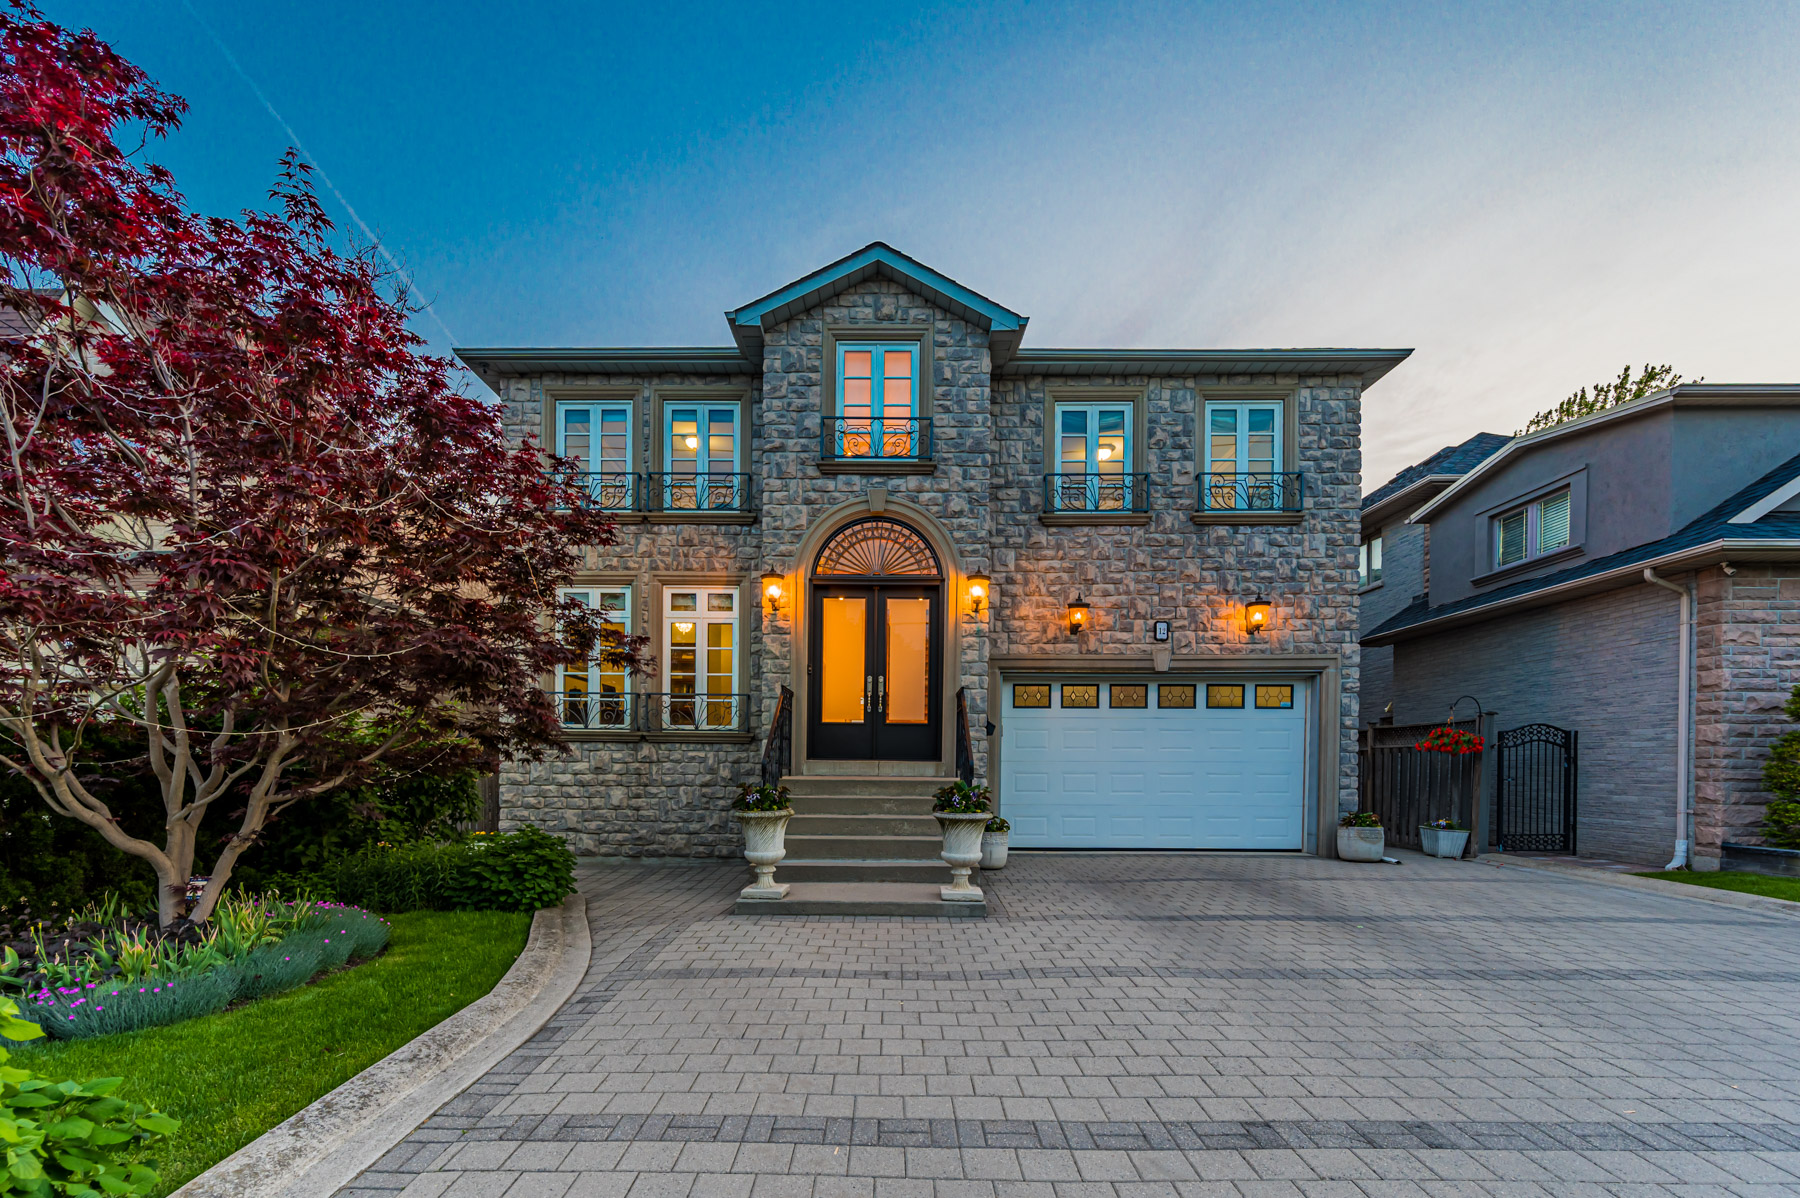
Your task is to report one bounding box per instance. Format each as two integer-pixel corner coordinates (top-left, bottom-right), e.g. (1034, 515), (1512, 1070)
(14, 909), (532, 1197)
(1635, 869), (1800, 903)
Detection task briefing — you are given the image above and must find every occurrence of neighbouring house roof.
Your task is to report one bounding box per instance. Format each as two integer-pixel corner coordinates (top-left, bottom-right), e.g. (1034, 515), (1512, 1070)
(1362, 432), (1511, 511)
(725, 242), (1029, 363)
(1407, 384), (1800, 524)
(1364, 449), (1800, 646)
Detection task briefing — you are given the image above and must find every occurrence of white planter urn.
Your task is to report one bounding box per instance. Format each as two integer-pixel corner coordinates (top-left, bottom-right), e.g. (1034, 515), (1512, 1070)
(1336, 825), (1386, 862)
(936, 811), (990, 901)
(980, 829), (1009, 870)
(733, 808), (794, 899)
(1420, 826), (1471, 859)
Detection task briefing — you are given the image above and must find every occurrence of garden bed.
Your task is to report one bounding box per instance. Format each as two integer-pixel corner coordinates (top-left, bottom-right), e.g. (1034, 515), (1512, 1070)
(16, 908), (531, 1197)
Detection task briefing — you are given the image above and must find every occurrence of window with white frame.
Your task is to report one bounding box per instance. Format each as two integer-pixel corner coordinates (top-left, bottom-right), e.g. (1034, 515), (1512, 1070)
(1204, 400), (1285, 509)
(663, 404), (740, 510)
(1052, 402), (1133, 510)
(662, 586), (739, 730)
(834, 343), (919, 457)
(556, 400), (633, 510)
(557, 587), (630, 729)
(1493, 489), (1571, 569)
(1360, 534), (1384, 587)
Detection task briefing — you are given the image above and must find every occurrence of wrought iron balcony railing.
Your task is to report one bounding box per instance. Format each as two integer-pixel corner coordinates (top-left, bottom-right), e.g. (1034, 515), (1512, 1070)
(551, 689), (748, 732)
(645, 472), (751, 513)
(1200, 471), (1305, 512)
(820, 416), (933, 461)
(553, 471), (637, 512)
(1043, 472), (1150, 513)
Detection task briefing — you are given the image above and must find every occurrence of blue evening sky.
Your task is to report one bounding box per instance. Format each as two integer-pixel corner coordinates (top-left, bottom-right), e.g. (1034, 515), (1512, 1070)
(55, 1), (1800, 485)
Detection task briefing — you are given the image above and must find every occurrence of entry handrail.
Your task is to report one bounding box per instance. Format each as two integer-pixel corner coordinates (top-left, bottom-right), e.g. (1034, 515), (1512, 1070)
(955, 686), (975, 785)
(761, 686), (793, 786)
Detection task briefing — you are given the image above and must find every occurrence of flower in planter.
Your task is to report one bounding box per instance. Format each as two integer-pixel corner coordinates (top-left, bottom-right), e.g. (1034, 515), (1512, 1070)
(932, 781), (991, 814)
(1425, 817), (1466, 830)
(1415, 725), (1484, 754)
(733, 782), (792, 813)
(1339, 811), (1381, 828)
(985, 816), (1010, 833)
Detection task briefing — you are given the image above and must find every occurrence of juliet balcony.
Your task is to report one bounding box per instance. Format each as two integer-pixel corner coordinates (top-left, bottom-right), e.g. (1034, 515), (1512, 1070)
(552, 690), (749, 735)
(553, 471), (752, 517)
(818, 416), (935, 475)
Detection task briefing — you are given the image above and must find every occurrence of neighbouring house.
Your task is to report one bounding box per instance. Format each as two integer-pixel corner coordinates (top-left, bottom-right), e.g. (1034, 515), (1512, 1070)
(1358, 432), (1510, 723)
(456, 244), (1410, 867)
(1362, 385), (1800, 867)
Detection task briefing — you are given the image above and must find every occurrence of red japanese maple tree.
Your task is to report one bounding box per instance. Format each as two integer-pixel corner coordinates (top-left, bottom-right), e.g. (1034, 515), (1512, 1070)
(0, 3), (624, 925)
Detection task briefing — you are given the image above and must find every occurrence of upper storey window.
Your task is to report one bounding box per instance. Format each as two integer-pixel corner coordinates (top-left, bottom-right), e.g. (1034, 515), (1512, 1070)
(661, 404), (741, 511)
(556, 399), (633, 510)
(1494, 489), (1570, 569)
(832, 344), (920, 459)
(1050, 402), (1136, 511)
(1203, 400), (1299, 511)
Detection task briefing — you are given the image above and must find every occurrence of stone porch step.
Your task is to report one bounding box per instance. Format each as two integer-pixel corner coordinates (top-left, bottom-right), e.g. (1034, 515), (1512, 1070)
(790, 793), (936, 816)
(781, 775), (955, 799)
(784, 833), (942, 861)
(777, 859), (961, 884)
(734, 881), (984, 917)
(787, 812), (939, 838)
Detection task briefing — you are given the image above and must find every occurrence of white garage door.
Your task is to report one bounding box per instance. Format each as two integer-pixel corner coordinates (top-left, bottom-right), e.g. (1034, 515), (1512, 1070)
(1001, 679), (1308, 850)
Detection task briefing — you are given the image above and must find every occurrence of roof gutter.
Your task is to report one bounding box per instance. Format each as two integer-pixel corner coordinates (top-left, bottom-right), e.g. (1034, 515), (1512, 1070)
(1363, 537), (1800, 646)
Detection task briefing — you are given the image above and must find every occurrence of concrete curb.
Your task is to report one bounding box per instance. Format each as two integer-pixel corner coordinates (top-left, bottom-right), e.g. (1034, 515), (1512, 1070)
(171, 892), (592, 1198)
(1482, 853), (1800, 918)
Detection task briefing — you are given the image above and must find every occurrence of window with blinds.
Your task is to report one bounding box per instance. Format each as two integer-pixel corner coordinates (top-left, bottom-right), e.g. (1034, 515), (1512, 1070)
(1493, 488), (1573, 570)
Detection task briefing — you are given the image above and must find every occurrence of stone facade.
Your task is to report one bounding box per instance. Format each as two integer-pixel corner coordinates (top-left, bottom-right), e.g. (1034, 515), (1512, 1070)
(473, 253), (1377, 855)
(1694, 563), (1800, 862)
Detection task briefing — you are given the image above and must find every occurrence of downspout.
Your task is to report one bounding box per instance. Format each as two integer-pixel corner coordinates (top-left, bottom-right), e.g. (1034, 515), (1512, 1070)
(1643, 568), (1693, 869)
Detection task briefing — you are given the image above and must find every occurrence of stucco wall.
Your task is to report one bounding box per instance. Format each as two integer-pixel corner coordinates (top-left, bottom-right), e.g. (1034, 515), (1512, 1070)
(1390, 582), (1681, 863)
(1694, 564), (1800, 860)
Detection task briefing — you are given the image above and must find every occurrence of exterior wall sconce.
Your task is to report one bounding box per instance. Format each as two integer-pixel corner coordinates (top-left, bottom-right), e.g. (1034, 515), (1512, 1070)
(1067, 595), (1090, 637)
(761, 570), (785, 615)
(968, 573), (991, 615)
(1244, 597), (1271, 636)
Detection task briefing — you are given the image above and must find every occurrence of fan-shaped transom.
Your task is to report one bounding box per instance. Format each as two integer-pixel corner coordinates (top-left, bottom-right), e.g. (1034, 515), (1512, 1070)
(813, 518), (941, 578)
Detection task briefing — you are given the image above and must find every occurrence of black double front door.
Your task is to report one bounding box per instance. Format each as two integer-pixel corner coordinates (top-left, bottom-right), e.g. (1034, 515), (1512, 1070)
(807, 583), (941, 760)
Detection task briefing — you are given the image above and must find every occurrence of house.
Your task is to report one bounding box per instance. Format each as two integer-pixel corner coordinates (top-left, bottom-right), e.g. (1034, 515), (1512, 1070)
(456, 244), (1410, 867)
(1362, 385), (1800, 867)
(1359, 432), (1510, 723)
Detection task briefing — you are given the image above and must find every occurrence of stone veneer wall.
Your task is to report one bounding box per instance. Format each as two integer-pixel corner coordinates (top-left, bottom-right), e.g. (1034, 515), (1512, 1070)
(490, 372), (764, 856)
(1694, 563), (1800, 863)
(989, 374), (1365, 816)
(757, 280), (994, 782)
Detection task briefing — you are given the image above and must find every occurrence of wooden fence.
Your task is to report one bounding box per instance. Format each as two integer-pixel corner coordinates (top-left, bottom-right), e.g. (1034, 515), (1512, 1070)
(1357, 720), (1484, 853)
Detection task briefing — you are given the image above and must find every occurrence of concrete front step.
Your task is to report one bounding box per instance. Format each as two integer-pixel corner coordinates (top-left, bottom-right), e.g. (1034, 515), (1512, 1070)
(735, 881), (984, 917)
(788, 812), (940, 838)
(785, 833), (942, 861)
(777, 859), (963, 884)
(781, 775), (954, 799)
(790, 794), (937, 816)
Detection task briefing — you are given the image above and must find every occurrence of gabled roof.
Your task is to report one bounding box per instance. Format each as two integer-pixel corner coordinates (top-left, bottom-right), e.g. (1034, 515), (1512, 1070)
(1361, 431), (1510, 522)
(1364, 449), (1800, 645)
(1407, 384), (1800, 525)
(724, 243), (1028, 362)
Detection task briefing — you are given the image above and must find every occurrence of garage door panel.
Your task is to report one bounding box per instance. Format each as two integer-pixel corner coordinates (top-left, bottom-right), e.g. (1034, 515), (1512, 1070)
(1002, 679), (1306, 850)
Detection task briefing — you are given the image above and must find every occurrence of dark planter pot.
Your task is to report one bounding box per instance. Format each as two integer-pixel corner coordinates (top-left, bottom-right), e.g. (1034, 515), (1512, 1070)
(1720, 842), (1800, 878)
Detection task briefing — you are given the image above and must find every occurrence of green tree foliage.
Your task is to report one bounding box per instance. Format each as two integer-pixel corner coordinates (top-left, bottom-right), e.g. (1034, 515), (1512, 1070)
(1518, 364), (1687, 436)
(1760, 685), (1800, 850)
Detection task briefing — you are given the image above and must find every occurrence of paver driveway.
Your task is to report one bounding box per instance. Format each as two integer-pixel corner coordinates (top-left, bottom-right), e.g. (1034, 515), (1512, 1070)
(340, 853), (1800, 1198)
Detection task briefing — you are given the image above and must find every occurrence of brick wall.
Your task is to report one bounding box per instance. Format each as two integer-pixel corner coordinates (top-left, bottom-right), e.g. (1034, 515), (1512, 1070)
(1358, 519), (1428, 723)
(1389, 582), (1681, 863)
(1694, 563), (1800, 861)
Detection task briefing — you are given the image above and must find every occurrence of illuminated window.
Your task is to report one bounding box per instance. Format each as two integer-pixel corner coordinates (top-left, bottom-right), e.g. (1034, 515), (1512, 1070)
(1051, 403), (1134, 510)
(663, 587), (738, 729)
(1204, 401), (1284, 509)
(1206, 684), (1245, 709)
(835, 344), (919, 457)
(663, 405), (740, 510)
(557, 588), (630, 729)
(1061, 683), (1099, 709)
(1109, 684), (1147, 709)
(1158, 684), (1196, 709)
(1255, 685), (1294, 710)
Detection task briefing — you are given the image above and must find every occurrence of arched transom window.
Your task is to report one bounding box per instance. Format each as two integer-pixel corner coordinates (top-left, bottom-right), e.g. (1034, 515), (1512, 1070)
(813, 519), (941, 578)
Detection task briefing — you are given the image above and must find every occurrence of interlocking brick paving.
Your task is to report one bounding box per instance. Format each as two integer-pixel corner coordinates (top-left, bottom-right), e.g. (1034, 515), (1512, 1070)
(335, 854), (1800, 1198)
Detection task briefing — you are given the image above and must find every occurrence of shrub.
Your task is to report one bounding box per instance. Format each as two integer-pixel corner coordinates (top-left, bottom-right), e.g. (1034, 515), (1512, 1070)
(0, 997), (178, 1195)
(1340, 811), (1381, 828)
(443, 828), (576, 913)
(310, 829), (575, 914)
(1762, 684), (1800, 850)
(932, 781), (991, 815)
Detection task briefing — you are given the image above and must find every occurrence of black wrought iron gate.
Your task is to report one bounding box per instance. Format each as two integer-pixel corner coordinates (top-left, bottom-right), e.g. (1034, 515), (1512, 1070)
(1493, 724), (1578, 852)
